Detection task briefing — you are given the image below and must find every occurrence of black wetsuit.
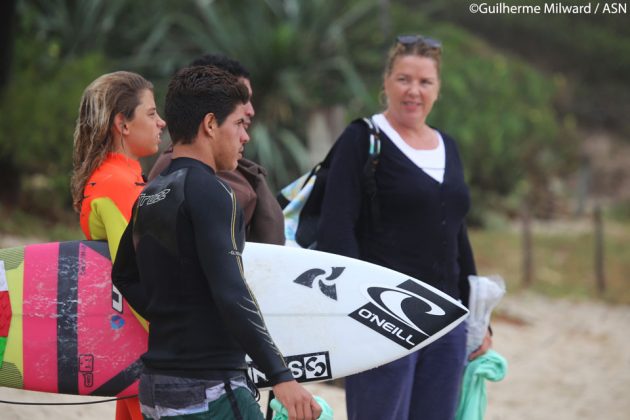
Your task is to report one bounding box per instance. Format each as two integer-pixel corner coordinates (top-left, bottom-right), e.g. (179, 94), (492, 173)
(112, 157), (293, 385)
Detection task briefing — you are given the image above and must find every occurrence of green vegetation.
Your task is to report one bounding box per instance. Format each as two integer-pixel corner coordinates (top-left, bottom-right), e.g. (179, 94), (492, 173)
(0, 205), (82, 242)
(0, 0), (583, 223)
(425, 0), (630, 137)
(155, 0), (383, 187)
(470, 220), (630, 304)
(0, 41), (107, 217)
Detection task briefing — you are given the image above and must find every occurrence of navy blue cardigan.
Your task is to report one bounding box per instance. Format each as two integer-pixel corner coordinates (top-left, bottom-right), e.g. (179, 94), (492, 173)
(316, 120), (477, 306)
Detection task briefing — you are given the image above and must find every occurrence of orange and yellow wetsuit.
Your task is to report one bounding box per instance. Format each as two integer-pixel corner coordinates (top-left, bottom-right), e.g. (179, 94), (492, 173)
(80, 152), (145, 420)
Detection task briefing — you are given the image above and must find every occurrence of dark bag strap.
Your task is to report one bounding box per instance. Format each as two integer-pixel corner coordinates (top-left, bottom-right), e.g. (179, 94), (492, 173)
(223, 380), (244, 420)
(360, 117), (382, 234)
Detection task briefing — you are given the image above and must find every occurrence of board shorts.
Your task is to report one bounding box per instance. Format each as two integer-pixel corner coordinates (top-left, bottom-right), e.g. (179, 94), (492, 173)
(138, 372), (263, 420)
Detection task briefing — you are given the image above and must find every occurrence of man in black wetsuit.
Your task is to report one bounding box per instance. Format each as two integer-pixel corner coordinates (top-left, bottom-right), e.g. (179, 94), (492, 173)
(112, 65), (321, 419)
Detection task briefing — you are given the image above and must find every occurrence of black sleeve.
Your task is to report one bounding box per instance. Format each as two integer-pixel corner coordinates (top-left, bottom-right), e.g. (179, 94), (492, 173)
(317, 122), (370, 259)
(186, 169), (293, 385)
(111, 210), (150, 319)
(457, 222), (477, 308)
(446, 133), (478, 308)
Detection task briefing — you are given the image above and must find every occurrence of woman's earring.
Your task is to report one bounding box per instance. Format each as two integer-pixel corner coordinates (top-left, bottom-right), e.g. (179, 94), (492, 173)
(379, 90), (387, 107)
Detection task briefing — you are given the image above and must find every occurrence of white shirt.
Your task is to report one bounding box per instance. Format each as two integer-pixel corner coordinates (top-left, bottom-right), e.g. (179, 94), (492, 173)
(373, 113), (446, 183)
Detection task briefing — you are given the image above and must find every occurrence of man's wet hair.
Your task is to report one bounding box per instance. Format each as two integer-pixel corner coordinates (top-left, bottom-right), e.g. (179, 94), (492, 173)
(165, 65), (249, 145)
(190, 54), (251, 80)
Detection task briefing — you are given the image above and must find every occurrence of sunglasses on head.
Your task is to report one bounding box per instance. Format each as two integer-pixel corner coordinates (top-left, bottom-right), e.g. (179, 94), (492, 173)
(396, 34), (442, 49)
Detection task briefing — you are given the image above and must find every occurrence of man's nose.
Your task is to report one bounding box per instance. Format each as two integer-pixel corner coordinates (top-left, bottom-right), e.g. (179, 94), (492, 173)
(241, 130), (250, 144)
(245, 102), (255, 118)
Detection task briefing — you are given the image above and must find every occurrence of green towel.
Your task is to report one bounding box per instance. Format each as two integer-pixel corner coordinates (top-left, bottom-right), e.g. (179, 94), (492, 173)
(455, 349), (508, 420)
(270, 396), (333, 420)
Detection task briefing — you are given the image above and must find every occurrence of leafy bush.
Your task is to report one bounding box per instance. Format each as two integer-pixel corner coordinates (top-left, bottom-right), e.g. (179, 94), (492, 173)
(431, 33), (577, 221)
(0, 35), (107, 218)
(0, 0), (582, 227)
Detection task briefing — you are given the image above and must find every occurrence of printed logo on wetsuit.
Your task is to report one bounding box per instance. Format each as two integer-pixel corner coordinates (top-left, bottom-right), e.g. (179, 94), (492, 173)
(293, 267), (345, 300)
(348, 279), (468, 350)
(138, 189), (170, 207)
(247, 351), (332, 388)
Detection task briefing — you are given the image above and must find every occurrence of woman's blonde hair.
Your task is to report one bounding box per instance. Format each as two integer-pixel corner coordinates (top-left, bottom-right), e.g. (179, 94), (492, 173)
(383, 35), (443, 78)
(70, 71), (153, 212)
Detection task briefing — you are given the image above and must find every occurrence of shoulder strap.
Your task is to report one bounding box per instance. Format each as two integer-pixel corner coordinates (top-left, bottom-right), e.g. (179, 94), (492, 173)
(361, 117), (382, 157)
(359, 117), (382, 234)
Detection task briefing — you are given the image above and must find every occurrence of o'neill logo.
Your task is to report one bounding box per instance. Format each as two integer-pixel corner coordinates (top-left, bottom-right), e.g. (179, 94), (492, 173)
(349, 279), (468, 350)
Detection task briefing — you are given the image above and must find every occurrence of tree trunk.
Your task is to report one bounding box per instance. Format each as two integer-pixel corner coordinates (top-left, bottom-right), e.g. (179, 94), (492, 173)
(306, 106), (346, 166)
(522, 201), (533, 287)
(594, 204), (606, 295)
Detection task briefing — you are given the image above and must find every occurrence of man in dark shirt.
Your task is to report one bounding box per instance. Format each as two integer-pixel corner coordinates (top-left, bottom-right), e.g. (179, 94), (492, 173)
(112, 65), (320, 419)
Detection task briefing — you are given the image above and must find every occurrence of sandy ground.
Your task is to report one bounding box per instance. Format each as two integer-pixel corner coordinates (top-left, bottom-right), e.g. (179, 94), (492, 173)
(1, 292), (629, 419)
(485, 293), (630, 420)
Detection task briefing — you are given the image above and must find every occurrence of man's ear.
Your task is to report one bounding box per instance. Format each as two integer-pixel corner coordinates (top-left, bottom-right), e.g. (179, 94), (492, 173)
(113, 113), (129, 135)
(202, 113), (216, 138)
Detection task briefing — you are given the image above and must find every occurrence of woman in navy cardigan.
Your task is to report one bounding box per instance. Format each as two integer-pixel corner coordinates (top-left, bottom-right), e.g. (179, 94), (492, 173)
(317, 35), (492, 420)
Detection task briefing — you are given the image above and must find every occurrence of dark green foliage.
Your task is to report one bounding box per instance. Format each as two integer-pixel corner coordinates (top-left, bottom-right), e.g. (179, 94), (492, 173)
(0, 35), (107, 217)
(431, 32), (576, 221)
(147, 0), (382, 188)
(0, 0), (607, 225)
(422, 0), (630, 136)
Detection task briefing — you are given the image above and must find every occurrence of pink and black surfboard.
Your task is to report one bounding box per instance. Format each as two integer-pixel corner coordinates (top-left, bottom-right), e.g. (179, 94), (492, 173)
(0, 241), (147, 396)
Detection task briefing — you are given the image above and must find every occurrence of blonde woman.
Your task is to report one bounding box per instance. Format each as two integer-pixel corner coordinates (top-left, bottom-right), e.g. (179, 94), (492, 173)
(317, 36), (492, 420)
(71, 71), (165, 420)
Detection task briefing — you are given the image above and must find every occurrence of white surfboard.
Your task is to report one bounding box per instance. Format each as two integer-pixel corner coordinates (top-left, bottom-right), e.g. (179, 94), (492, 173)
(0, 240), (467, 396)
(243, 243), (469, 388)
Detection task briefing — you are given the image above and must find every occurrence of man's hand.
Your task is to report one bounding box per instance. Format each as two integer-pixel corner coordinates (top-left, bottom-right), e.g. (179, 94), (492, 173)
(271, 380), (322, 420)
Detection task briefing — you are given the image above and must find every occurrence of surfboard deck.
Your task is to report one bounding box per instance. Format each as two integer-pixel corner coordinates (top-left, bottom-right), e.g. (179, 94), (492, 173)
(0, 240), (468, 396)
